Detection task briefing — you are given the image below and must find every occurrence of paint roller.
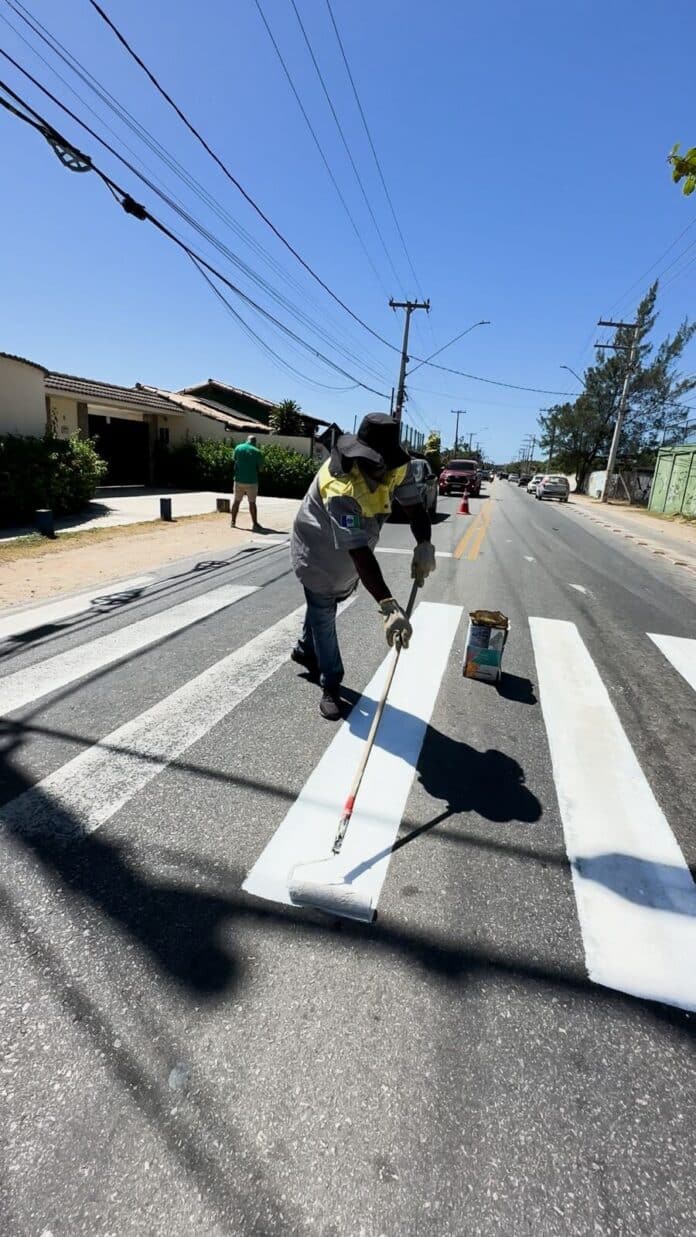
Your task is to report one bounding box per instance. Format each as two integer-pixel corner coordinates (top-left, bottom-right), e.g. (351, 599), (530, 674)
(287, 579), (420, 922)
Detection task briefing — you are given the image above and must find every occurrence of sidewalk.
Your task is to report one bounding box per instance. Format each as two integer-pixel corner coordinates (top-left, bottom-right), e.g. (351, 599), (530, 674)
(0, 489), (262, 542)
(569, 493), (696, 572)
(0, 498), (300, 609)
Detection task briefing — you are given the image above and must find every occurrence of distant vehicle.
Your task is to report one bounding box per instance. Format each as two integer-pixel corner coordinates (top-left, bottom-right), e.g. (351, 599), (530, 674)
(391, 458), (438, 519)
(439, 459), (481, 496)
(480, 469), (492, 481)
(527, 473), (545, 494)
(536, 474), (570, 502)
(498, 471), (509, 480)
(517, 473), (532, 486)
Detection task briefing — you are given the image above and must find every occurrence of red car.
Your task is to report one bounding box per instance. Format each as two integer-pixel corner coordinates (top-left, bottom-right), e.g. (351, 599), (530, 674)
(439, 459), (481, 497)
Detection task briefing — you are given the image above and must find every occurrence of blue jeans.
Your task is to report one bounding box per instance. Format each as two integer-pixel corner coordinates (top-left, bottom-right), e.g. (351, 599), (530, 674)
(297, 588), (345, 689)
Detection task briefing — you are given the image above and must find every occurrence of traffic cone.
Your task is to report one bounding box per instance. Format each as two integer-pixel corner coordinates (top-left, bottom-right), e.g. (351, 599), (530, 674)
(458, 494), (470, 515)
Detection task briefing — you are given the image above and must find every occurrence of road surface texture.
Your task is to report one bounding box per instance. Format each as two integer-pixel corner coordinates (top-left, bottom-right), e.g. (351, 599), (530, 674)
(0, 481), (694, 1237)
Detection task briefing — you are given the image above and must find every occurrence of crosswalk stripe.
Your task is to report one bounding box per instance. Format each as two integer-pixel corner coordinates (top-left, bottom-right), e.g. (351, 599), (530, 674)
(0, 576), (155, 642)
(242, 601), (462, 914)
(0, 604), (310, 840)
(647, 633), (696, 694)
(530, 616), (696, 1012)
(0, 583), (258, 716)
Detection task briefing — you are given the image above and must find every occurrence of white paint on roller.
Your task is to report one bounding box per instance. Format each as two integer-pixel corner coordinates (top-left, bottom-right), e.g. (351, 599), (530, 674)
(0, 576), (154, 641)
(524, 555), (536, 563)
(0, 583), (258, 716)
(243, 601), (463, 914)
(648, 633), (696, 695)
(376, 547), (453, 558)
(530, 616), (696, 1011)
(0, 603), (314, 839)
(568, 584), (588, 595)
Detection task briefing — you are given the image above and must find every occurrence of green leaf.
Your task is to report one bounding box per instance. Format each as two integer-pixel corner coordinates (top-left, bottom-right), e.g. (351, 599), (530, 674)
(684, 176), (696, 196)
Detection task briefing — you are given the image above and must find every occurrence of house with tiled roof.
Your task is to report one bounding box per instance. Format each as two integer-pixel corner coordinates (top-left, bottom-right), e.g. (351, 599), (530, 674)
(0, 352), (325, 485)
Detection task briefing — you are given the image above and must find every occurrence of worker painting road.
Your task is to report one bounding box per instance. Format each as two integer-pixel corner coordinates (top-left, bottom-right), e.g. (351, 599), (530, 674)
(1, 480), (695, 1236)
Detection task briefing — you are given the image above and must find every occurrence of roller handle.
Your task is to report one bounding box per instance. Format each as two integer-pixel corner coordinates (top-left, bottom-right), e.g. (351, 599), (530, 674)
(331, 578), (420, 856)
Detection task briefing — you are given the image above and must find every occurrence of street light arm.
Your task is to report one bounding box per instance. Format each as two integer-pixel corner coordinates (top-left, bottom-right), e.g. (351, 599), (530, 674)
(406, 320), (491, 376)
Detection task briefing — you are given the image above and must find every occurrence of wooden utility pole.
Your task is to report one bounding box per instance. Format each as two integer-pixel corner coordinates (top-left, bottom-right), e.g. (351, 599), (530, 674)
(450, 409), (466, 452)
(596, 319), (639, 504)
(390, 298), (430, 422)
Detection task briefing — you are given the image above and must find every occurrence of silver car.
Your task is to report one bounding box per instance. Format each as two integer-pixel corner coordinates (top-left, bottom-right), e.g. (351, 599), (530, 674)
(536, 474), (570, 502)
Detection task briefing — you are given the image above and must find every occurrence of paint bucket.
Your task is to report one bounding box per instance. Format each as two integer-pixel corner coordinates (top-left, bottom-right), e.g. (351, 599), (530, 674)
(463, 610), (510, 683)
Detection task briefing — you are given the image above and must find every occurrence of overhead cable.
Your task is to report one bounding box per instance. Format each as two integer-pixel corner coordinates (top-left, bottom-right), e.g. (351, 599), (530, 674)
(0, 75), (390, 398)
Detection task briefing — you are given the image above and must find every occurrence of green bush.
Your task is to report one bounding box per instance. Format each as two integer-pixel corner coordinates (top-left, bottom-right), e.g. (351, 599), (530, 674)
(0, 432), (107, 526)
(258, 443), (318, 497)
(154, 438), (318, 498)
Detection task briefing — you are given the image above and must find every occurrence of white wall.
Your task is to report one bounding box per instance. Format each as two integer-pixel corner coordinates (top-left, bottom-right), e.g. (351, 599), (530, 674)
(47, 395), (79, 438)
(0, 355), (46, 437)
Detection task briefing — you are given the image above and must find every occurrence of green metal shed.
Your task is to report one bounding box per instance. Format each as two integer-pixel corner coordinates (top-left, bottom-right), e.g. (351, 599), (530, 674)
(648, 445), (696, 517)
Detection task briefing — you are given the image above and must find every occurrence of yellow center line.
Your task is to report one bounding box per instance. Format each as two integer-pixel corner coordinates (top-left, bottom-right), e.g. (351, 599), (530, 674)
(466, 504), (492, 559)
(453, 508), (484, 559)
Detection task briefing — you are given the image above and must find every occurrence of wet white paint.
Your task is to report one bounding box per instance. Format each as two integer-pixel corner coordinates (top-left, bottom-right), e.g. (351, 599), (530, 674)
(568, 584), (588, 595)
(648, 633), (696, 695)
(524, 556), (536, 563)
(530, 616), (696, 1012)
(0, 583), (257, 716)
(243, 602), (463, 914)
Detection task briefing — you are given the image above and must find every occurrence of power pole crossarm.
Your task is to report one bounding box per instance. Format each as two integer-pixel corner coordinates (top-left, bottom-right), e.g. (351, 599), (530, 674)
(390, 298), (430, 422)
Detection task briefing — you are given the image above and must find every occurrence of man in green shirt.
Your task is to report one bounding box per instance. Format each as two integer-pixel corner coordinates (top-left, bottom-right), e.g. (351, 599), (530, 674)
(231, 434), (263, 531)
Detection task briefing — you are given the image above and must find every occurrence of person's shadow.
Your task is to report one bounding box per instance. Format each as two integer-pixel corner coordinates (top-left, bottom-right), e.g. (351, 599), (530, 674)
(339, 688), (542, 881)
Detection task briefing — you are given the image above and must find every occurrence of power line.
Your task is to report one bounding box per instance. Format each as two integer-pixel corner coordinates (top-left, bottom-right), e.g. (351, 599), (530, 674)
(0, 43), (390, 383)
(5, 0), (394, 384)
(324, 0), (424, 300)
(0, 75), (390, 398)
(288, 0), (406, 297)
(76, 1), (574, 397)
(605, 216), (696, 317)
(84, 0), (401, 350)
(191, 257), (358, 392)
(251, 0), (388, 296)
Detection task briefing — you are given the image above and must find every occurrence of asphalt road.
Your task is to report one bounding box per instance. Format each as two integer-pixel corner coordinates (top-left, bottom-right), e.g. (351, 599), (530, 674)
(1, 482), (695, 1237)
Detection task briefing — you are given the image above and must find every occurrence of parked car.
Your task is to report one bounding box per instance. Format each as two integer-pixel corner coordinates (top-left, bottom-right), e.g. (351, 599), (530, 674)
(390, 458), (438, 519)
(439, 458), (481, 496)
(527, 473), (545, 494)
(517, 473), (532, 486)
(410, 457), (438, 515)
(536, 474), (570, 502)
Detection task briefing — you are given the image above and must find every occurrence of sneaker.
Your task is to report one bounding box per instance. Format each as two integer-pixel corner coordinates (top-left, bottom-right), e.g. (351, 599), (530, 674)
(291, 646), (320, 680)
(319, 689), (342, 721)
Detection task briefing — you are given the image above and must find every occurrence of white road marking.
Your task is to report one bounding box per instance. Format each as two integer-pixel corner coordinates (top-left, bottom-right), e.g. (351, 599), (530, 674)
(0, 583), (258, 716)
(0, 603), (320, 839)
(648, 633), (696, 694)
(530, 617), (696, 1011)
(376, 547), (453, 558)
(524, 555), (536, 563)
(0, 577), (154, 642)
(568, 584), (588, 595)
(243, 601), (462, 912)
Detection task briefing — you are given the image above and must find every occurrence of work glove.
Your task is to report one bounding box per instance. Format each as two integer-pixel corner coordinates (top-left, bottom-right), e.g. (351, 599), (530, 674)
(378, 598), (413, 651)
(411, 541), (437, 588)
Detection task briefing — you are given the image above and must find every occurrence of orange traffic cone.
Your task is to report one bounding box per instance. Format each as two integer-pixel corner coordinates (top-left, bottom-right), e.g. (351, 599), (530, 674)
(458, 494), (470, 515)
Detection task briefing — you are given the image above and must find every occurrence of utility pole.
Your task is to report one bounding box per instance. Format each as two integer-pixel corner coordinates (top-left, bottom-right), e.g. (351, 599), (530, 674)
(450, 409), (466, 452)
(596, 319), (639, 504)
(390, 298), (430, 422)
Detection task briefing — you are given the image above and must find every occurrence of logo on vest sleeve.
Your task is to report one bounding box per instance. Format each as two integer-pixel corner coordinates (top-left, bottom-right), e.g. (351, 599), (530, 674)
(339, 512), (362, 529)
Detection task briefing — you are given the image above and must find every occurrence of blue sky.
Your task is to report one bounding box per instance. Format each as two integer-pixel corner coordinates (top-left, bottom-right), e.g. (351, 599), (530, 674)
(1, 0), (695, 462)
